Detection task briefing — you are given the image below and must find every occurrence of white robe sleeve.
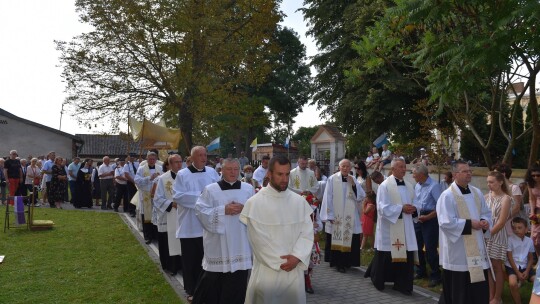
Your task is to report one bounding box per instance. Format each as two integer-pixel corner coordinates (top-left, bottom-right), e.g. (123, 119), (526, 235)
(377, 181), (403, 224)
(172, 173), (201, 209)
(320, 175), (334, 221)
(134, 167), (151, 189)
(153, 177), (173, 213)
(436, 190), (467, 244)
(291, 211), (316, 270)
(195, 186), (226, 235)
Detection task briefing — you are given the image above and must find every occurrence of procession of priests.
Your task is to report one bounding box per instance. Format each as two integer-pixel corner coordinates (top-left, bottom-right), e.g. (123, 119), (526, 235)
(140, 146), (497, 304)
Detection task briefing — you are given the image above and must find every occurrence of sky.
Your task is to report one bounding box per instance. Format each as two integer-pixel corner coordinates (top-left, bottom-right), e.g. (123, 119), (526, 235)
(0, 0), (325, 136)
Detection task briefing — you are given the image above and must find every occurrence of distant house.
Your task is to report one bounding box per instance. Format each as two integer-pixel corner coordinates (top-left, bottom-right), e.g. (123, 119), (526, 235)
(0, 108), (83, 159)
(310, 125), (346, 174)
(252, 143), (298, 162)
(76, 134), (148, 161)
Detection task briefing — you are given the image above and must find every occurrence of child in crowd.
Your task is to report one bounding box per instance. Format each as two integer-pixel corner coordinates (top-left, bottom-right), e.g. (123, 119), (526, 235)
(506, 217), (536, 304)
(360, 191), (376, 251)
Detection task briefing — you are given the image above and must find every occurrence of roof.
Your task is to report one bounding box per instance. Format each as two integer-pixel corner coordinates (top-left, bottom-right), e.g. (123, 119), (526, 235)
(311, 125), (346, 142)
(76, 134), (147, 157)
(0, 108), (83, 142)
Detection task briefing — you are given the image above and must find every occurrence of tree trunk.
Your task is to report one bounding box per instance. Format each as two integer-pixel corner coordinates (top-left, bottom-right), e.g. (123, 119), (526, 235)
(528, 78), (540, 167)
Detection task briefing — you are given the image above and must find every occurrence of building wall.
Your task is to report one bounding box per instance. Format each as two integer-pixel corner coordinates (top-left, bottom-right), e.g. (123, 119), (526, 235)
(1, 113), (75, 159)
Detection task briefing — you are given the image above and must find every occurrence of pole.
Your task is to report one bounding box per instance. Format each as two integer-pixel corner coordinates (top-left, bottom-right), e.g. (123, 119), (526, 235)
(59, 103), (64, 130)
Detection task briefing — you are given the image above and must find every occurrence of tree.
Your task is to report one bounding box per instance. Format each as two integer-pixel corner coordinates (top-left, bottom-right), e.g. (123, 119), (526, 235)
(56, 0), (281, 154)
(291, 126), (319, 157)
(386, 0), (540, 167)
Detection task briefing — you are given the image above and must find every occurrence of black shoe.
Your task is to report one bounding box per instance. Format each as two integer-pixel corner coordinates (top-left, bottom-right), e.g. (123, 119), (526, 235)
(130, 212), (136, 217)
(305, 287), (314, 294)
(145, 239), (152, 244)
(414, 273), (426, 280)
(428, 279), (441, 287)
(337, 267), (346, 273)
(114, 208), (119, 212)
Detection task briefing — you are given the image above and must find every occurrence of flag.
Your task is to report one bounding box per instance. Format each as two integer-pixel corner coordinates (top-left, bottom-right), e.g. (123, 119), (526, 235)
(373, 133), (389, 148)
(284, 136), (290, 148)
(207, 137), (220, 152)
(14, 196), (26, 225)
(250, 137), (258, 152)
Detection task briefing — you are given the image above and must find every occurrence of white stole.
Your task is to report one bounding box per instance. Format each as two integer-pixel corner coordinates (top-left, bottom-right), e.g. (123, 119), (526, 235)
(291, 169), (316, 192)
(142, 166), (162, 223)
(451, 185), (485, 283)
(330, 175), (356, 252)
(387, 177), (414, 262)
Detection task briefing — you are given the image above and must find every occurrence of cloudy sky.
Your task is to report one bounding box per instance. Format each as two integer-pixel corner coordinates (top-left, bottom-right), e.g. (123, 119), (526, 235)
(0, 0), (324, 136)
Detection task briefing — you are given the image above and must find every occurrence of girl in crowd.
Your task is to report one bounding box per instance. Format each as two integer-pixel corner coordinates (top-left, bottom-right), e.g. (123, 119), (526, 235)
(360, 191), (376, 251)
(485, 171), (511, 304)
(241, 165), (260, 190)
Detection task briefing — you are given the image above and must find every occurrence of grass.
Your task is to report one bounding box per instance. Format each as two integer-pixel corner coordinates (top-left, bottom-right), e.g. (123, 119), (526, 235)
(318, 231), (534, 302)
(0, 206), (182, 303)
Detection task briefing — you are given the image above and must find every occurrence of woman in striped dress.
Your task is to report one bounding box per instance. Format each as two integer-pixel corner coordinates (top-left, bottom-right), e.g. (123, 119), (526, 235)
(485, 171), (511, 304)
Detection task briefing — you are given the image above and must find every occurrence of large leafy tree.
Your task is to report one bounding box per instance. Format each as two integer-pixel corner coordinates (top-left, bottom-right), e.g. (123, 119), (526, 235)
(386, 0), (540, 167)
(57, 0), (281, 153)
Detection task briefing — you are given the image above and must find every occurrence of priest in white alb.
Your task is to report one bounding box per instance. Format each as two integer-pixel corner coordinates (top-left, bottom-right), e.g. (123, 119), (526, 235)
(192, 158), (254, 304)
(173, 146), (220, 301)
(364, 158), (419, 295)
(153, 154), (183, 276)
(320, 159), (365, 273)
(134, 151), (163, 244)
(437, 160), (491, 304)
(289, 156), (319, 196)
(240, 155), (314, 304)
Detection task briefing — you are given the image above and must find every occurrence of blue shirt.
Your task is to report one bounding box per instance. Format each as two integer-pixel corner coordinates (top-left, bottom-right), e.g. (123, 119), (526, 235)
(414, 176), (442, 212)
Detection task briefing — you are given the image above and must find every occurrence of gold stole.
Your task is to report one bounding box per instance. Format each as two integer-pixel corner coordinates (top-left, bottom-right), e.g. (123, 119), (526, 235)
(142, 166), (161, 223)
(330, 175), (356, 252)
(451, 185), (485, 283)
(292, 169), (316, 192)
(387, 177), (414, 262)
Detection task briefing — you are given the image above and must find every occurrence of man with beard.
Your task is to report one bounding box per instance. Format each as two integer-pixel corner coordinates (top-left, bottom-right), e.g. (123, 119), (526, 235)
(240, 155), (314, 303)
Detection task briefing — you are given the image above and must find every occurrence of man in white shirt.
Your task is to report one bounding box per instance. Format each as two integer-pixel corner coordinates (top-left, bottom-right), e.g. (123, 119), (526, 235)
(67, 157), (81, 204)
(173, 146), (220, 301)
(288, 156), (319, 196)
(240, 155), (313, 304)
(377, 144), (392, 171)
(437, 160), (491, 303)
(192, 158), (254, 304)
(98, 156), (115, 210)
(253, 155), (270, 186)
(113, 158), (128, 212)
(365, 158), (419, 295)
(123, 153), (139, 217)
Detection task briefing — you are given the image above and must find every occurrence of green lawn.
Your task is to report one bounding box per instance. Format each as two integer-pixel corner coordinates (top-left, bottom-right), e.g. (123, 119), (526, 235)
(0, 206), (182, 303)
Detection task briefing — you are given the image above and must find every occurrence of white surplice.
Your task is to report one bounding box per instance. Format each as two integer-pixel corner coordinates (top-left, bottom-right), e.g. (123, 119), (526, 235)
(134, 164), (163, 223)
(320, 172), (365, 235)
(195, 181), (254, 273)
(252, 165), (267, 185)
(239, 185), (314, 304)
(288, 167), (319, 195)
(437, 183), (492, 271)
(374, 175), (419, 251)
(173, 166), (220, 238)
(153, 171), (182, 256)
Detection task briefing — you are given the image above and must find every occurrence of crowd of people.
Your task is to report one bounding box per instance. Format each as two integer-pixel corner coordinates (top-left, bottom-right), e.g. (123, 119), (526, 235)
(3, 145), (540, 304)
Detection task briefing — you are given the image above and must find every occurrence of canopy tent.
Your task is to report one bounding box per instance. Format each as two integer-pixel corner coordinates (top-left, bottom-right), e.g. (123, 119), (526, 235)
(128, 118), (182, 150)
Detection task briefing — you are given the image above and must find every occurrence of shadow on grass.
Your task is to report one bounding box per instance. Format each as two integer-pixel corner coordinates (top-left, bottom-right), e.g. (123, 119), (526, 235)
(0, 206), (182, 303)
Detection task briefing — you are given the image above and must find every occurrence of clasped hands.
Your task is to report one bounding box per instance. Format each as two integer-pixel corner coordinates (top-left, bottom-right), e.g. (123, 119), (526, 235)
(402, 204), (416, 214)
(471, 219), (489, 231)
(224, 201), (243, 215)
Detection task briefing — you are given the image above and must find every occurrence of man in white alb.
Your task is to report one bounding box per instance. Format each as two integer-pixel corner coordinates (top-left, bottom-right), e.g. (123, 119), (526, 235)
(192, 158), (254, 304)
(437, 160), (491, 303)
(289, 156), (319, 196)
(240, 155), (314, 304)
(173, 146), (220, 302)
(135, 152), (163, 244)
(153, 154), (183, 276)
(365, 158), (419, 295)
(320, 159), (365, 273)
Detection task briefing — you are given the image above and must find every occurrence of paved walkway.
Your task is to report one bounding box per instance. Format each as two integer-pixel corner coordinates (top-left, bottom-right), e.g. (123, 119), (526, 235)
(60, 204), (439, 304)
